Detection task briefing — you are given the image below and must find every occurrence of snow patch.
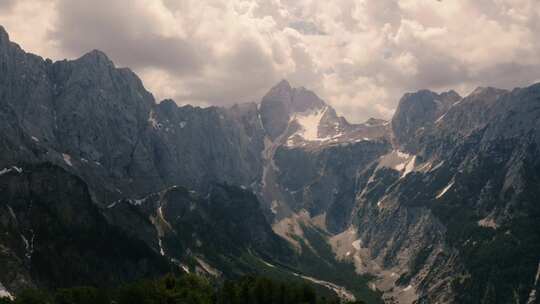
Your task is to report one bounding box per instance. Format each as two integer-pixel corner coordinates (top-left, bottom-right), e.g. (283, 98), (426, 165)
(270, 200), (279, 214)
(150, 204), (173, 257)
(378, 150), (416, 177)
(0, 166), (23, 176)
(435, 113), (446, 124)
(430, 160), (445, 172)
(148, 110), (162, 129)
(21, 229), (35, 260)
(352, 239), (362, 250)
(158, 238), (165, 256)
(157, 206), (171, 228)
(294, 273), (356, 302)
(180, 264), (190, 273)
(195, 257), (221, 277)
(402, 155), (417, 177)
(260, 259), (276, 268)
(128, 198), (146, 206)
(478, 217), (498, 229)
(527, 261), (540, 304)
(62, 153), (73, 167)
(0, 282), (13, 300)
(294, 107), (328, 141)
(436, 180), (454, 199)
(396, 151), (410, 159)
(7, 206), (16, 220)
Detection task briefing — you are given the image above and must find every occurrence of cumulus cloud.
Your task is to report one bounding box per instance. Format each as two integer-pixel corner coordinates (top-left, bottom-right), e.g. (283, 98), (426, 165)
(50, 1), (206, 75)
(1, 0), (540, 122)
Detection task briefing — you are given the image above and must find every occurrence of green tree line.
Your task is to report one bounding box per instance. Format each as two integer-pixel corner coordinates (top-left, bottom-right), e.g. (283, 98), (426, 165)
(0, 274), (366, 304)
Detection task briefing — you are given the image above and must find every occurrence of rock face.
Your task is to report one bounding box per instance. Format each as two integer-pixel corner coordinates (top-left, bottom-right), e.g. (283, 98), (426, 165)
(0, 163), (169, 292)
(391, 89), (461, 152)
(0, 25), (539, 304)
(348, 83), (540, 304)
(0, 25), (285, 294)
(104, 183), (294, 278)
(0, 26), (381, 301)
(0, 25), (268, 202)
(259, 80), (326, 139)
(256, 80), (391, 234)
(147, 101), (265, 192)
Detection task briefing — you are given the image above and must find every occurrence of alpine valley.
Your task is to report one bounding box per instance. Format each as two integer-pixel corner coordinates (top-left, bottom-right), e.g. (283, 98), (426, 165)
(0, 25), (539, 304)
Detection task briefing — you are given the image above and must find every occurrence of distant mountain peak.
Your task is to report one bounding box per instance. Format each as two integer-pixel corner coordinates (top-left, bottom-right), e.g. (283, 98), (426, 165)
(392, 88), (461, 151)
(0, 25), (8, 41)
(0, 25), (11, 47)
(274, 79), (292, 90)
(469, 86), (507, 98)
(260, 80), (327, 139)
(440, 89), (461, 100)
(263, 79), (326, 111)
(77, 49), (114, 67)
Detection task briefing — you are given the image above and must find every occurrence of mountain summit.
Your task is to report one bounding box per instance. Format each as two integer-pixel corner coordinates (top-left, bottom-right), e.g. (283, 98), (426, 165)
(260, 80), (326, 139)
(0, 25), (8, 44)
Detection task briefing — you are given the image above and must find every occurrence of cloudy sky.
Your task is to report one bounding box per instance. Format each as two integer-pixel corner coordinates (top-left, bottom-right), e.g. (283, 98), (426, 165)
(1, 0), (539, 122)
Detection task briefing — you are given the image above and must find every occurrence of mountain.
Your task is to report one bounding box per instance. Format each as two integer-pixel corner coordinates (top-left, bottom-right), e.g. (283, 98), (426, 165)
(0, 25), (539, 304)
(346, 85), (540, 303)
(0, 25), (379, 303)
(0, 163), (170, 291)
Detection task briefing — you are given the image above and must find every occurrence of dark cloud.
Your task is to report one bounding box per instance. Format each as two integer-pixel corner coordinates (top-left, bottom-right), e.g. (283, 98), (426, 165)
(410, 54), (469, 90)
(473, 63), (540, 89)
(288, 21), (326, 35)
(0, 0), (15, 11)
(175, 38), (280, 105)
(47, 0), (284, 107)
(49, 0), (205, 75)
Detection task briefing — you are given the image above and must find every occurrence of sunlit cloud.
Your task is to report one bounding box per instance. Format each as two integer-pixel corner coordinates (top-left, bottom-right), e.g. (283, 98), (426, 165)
(1, 0), (539, 122)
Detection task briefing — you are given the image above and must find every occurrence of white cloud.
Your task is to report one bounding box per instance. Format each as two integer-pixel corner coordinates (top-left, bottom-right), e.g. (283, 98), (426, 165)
(1, 0), (539, 122)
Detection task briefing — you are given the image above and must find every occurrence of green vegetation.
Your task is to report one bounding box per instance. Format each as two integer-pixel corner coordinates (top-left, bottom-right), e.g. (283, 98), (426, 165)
(427, 152), (540, 304)
(0, 274), (367, 304)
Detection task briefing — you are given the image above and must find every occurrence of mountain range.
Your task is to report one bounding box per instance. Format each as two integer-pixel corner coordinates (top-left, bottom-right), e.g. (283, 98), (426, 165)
(0, 25), (538, 304)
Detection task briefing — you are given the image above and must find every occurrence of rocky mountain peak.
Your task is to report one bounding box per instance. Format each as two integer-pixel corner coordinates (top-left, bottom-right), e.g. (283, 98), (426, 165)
(263, 79), (293, 104)
(0, 25), (9, 45)
(274, 79), (292, 91)
(0, 25), (19, 55)
(391, 89), (460, 150)
(290, 86), (326, 113)
(441, 89), (461, 101)
(260, 80), (328, 139)
(262, 80), (326, 112)
(465, 86), (507, 103)
(76, 49), (114, 67)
